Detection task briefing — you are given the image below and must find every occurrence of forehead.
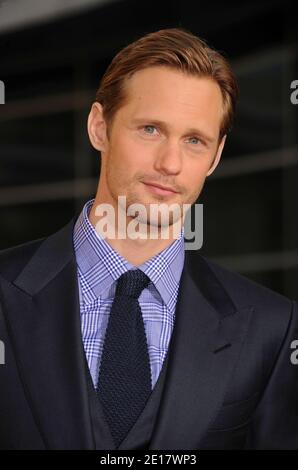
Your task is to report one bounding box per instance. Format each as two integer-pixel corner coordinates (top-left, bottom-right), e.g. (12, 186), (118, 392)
(117, 66), (224, 134)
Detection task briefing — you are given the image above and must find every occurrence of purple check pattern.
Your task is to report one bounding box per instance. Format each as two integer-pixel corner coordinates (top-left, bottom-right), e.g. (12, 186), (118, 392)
(73, 198), (185, 389)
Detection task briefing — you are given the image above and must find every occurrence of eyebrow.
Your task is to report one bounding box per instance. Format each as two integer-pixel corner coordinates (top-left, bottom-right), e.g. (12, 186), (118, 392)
(130, 118), (216, 144)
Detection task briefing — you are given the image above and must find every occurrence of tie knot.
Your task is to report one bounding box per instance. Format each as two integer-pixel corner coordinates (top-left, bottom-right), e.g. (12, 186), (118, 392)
(116, 269), (150, 299)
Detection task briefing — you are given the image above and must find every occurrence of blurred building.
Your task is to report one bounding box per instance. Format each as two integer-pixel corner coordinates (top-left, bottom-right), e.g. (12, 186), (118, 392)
(0, 0), (297, 299)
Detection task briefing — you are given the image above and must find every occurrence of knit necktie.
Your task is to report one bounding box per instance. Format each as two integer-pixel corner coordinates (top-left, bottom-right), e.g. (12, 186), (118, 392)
(97, 269), (152, 448)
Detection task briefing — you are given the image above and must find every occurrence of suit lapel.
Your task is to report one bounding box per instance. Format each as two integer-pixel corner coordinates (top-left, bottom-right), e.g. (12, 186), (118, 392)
(150, 252), (254, 450)
(1, 217), (253, 450)
(0, 219), (96, 449)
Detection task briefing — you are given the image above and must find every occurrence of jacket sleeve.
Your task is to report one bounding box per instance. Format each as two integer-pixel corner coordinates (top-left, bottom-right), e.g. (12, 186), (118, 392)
(245, 300), (298, 449)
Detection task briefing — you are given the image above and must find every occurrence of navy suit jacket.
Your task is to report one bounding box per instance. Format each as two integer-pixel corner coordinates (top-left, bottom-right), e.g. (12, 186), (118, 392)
(0, 217), (298, 449)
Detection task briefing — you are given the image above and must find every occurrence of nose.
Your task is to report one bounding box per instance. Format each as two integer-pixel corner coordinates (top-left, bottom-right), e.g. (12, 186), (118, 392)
(153, 139), (183, 176)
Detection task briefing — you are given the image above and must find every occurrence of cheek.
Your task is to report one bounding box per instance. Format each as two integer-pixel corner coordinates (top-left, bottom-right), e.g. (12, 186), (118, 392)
(108, 148), (138, 187)
(185, 161), (208, 187)
(113, 136), (142, 168)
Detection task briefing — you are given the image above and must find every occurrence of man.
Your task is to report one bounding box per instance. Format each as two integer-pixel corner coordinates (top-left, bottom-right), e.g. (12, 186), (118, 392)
(0, 28), (297, 450)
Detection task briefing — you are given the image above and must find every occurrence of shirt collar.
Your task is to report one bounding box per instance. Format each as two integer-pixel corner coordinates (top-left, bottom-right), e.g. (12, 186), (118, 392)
(73, 199), (185, 307)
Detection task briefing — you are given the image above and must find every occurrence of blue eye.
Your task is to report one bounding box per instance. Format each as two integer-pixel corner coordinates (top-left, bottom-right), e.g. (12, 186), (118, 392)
(188, 137), (200, 145)
(143, 125), (156, 134)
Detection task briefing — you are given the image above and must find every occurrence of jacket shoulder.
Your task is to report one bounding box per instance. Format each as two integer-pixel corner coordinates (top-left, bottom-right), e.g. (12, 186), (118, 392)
(198, 253), (294, 322)
(0, 237), (45, 282)
(200, 255), (291, 306)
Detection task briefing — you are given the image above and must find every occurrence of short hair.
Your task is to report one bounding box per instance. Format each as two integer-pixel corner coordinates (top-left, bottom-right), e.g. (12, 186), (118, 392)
(95, 27), (239, 141)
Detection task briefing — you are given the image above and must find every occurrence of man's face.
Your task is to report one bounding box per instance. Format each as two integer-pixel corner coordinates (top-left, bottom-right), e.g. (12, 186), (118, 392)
(89, 66), (226, 228)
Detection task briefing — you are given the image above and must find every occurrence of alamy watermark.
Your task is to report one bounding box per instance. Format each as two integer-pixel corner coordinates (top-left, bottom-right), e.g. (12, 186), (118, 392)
(290, 80), (298, 105)
(290, 340), (298, 365)
(0, 80), (4, 104)
(0, 340), (5, 365)
(93, 197), (203, 250)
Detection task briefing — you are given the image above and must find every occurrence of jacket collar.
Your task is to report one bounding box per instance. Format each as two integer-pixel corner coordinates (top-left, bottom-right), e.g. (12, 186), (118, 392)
(1, 217), (253, 449)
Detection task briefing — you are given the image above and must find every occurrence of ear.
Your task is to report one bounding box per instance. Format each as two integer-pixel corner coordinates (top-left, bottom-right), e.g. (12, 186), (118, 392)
(87, 102), (109, 152)
(206, 134), (226, 176)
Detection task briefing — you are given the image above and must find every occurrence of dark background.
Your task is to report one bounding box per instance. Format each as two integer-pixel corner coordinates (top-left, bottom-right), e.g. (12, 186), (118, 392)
(0, 0), (297, 299)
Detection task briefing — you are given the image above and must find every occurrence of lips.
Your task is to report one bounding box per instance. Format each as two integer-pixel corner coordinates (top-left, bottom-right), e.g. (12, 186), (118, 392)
(142, 181), (179, 194)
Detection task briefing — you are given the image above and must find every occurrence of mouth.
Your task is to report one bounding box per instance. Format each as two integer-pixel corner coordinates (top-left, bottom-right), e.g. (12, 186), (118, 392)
(142, 181), (179, 197)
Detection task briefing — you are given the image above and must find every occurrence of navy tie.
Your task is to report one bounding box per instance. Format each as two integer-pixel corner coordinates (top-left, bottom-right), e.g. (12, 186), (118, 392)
(97, 269), (152, 448)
